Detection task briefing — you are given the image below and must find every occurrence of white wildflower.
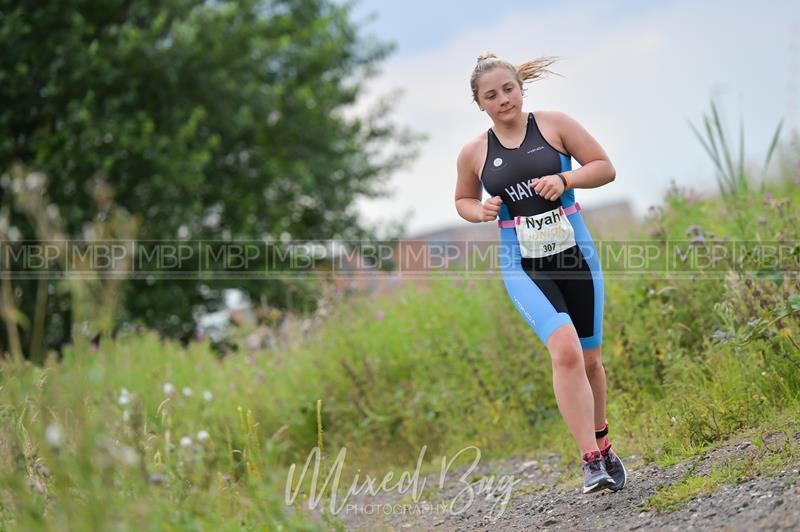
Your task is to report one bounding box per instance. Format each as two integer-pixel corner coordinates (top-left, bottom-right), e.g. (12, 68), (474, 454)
(202, 390), (213, 402)
(197, 430), (210, 442)
(182, 387), (193, 397)
(163, 382), (175, 395)
(118, 388), (131, 406)
(46, 423), (63, 448)
(180, 436), (192, 448)
(119, 446), (139, 466)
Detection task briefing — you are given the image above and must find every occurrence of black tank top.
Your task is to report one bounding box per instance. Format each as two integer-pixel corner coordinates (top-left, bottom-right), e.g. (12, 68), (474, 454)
(480, 112), (565, 218)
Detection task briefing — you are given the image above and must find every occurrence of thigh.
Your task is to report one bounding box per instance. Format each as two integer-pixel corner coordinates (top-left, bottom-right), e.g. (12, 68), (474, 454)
(499, 228), (573, 345)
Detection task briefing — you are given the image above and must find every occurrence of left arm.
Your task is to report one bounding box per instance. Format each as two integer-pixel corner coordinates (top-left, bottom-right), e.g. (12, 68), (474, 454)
(533, 111), (616, 201)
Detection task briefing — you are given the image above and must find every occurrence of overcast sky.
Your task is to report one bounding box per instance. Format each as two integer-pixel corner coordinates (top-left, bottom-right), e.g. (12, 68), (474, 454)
(347, 0), (799, 236)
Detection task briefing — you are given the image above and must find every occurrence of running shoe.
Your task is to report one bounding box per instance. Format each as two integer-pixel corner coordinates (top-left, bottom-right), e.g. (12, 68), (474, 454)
(582, 450), (616, 494)
(600, 444), (627, 491)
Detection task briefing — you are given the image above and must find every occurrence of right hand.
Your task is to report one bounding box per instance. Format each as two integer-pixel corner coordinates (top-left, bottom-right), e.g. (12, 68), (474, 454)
(480, 196), (503, 222)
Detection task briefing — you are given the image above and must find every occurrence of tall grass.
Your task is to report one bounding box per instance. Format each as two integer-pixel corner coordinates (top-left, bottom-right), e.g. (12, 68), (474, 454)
(689, 100), (783, 201)
(0, 336), (320, 530)
(1, 132), (799, 529)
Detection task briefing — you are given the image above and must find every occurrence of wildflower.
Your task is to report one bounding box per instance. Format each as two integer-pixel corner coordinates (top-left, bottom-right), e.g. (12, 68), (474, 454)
(202, 390), (213, 402)
(163, 383), (175, 395)
(669, 416), (677, 425)
(118, 446), (139, 467)
(149, 474), (165, 485)
(690, 235), (705, 245)
(685, 225), (702, 236)
(182, 387), (193, 397)
(31, 461), (50, 479)
(711, 330), (733, 343)
(46, 423), (63, 448)
(197, 430), (210, 442)
(180, 436), (192, 448)
(118, 388), (131, 406)
(28, 477), (45, 494)
(375, 310), (385, 321)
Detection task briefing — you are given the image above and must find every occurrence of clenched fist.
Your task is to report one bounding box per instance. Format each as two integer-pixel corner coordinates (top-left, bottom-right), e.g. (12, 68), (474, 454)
(481, 196), (503, 222)
(532, 175), (566, 202)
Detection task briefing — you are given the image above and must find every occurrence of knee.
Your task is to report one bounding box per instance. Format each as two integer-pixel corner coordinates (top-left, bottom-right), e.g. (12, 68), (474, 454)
(583, 348), (604, 376)
(548, 327), (583, 371)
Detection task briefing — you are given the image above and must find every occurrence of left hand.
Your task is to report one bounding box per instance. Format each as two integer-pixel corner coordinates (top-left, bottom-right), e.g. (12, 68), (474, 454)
(531, 175), (566, 202)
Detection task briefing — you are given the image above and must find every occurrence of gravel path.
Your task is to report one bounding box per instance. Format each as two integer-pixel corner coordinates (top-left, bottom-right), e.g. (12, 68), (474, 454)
(331, 431), (800, 531)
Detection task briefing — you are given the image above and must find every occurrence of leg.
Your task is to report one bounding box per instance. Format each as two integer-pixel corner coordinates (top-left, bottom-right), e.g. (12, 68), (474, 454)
(497, 227), (598, 457)
(547, 324), (599, 455)
(583, 346), (608, 446)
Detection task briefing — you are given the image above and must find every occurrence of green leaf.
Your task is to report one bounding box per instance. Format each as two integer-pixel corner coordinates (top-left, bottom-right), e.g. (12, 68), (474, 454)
(763, 119), (783, 174)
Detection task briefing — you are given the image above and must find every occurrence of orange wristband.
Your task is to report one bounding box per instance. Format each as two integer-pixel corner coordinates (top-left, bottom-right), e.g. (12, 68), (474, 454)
(557, 172), (572, 190)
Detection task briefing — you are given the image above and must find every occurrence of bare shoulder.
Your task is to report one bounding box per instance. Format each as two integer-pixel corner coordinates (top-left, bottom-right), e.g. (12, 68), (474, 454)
(457, 131), (489, 175)
(458, 132), (487, 159)
(534, 109), (578, 128)
(532, 110), (573, 154)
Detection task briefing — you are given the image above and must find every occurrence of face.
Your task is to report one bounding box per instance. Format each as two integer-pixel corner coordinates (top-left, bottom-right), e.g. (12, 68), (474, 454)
(476, 67), (523, 122)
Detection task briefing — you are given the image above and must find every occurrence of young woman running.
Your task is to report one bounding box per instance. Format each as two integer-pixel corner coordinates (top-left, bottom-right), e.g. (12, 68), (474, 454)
(454, 53), (627, 494)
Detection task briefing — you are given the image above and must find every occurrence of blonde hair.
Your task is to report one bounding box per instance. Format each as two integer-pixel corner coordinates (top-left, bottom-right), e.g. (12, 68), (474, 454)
(470, 52), (558, 103)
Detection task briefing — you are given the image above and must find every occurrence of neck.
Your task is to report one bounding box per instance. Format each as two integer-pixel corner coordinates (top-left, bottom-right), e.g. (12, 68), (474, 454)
(492, 111), (527, 136)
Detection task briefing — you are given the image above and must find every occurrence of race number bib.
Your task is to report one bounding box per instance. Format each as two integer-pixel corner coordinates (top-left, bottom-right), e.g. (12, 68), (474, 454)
(515, 206), (576, 258)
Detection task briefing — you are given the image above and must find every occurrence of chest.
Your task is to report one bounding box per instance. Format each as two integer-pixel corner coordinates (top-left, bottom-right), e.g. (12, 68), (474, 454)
(480, 144), (562, 199)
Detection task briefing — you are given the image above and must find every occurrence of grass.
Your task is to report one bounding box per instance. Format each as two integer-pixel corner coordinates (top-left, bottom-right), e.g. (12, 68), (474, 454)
(644, 427), (799, 513)
(1, 139), (799, 528)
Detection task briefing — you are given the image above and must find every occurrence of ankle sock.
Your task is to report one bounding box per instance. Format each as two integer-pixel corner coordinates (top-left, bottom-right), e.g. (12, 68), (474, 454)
(599, 441), (612, 456)
(582, 450), (602, 463)
(595, 420), (610, 453)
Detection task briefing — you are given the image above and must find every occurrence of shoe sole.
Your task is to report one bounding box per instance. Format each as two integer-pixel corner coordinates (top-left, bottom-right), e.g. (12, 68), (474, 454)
(608, 459), (628, 492)
(582, 477), (616, 494)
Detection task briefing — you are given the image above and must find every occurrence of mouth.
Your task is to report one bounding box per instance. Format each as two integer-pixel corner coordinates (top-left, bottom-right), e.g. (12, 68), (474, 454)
(499, 106), (514, 114)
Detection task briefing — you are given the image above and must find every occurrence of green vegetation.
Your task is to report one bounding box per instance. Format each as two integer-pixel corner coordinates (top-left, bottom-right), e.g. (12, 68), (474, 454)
(2, 158), (798, 528)
(644, 428), (798, 513)
(0, 0), (419, 353)
(0, 333), (321, 530)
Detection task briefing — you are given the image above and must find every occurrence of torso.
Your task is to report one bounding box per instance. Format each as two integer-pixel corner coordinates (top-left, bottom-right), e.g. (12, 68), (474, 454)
(474, 111), (569, 218)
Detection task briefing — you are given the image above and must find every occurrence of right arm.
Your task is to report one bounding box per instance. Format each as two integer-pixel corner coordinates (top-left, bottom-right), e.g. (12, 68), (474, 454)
(454, 141), (502, 223)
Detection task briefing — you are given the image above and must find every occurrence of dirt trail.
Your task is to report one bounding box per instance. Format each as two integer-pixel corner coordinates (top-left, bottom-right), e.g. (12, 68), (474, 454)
(333, 431), (800, 531)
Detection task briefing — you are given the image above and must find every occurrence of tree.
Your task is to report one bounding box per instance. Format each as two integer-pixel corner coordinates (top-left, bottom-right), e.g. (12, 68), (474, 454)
(0, 0), (418, 355)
